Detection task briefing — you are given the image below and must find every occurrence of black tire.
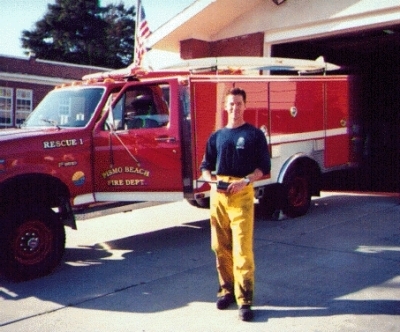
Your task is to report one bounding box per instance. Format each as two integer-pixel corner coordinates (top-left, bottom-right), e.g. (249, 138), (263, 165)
(0, 206), (65, 281)
(282, 166), (311, 218)
(186, 199), (199, 207)
(195, 197), (210, 208)
(258, 184), (279, 217)
(186, 197), (210, 209)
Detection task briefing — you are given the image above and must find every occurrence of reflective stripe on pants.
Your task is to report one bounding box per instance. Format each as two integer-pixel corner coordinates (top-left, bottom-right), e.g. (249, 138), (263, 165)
(210, 178), (255, 306)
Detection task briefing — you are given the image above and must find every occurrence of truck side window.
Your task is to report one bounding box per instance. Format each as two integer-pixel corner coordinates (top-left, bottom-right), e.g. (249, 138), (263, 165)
(111, 95), (124, 130)
(121, 85), (170, 130)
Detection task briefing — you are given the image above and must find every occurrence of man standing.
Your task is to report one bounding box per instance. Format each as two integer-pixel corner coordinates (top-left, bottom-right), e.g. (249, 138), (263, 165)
(200, 87), (271, 321)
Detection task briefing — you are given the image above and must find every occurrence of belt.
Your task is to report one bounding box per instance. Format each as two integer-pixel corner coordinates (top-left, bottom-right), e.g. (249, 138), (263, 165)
(217, 175), (242, 182)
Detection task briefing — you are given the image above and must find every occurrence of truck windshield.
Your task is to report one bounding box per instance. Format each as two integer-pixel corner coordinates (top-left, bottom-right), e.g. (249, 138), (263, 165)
(23, 87), (104, 128)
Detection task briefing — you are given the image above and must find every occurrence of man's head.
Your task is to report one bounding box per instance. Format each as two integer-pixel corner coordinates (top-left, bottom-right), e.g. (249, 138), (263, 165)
(226, 87), (246, 104)
(225, 87), (246, 126)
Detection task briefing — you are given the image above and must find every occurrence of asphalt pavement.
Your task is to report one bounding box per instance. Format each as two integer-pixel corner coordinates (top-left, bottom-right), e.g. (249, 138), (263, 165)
(0, 191), (399, 331)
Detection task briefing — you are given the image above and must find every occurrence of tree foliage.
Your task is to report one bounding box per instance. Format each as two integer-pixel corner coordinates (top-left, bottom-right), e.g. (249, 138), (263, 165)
(21, 0), (135, 68)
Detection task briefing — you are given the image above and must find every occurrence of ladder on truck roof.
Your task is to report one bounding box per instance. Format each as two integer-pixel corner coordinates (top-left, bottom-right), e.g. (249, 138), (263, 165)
(82, 56), (341, 81)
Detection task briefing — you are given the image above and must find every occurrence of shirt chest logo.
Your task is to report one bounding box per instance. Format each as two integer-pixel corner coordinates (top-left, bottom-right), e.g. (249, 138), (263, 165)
(236, 137), (245, 149)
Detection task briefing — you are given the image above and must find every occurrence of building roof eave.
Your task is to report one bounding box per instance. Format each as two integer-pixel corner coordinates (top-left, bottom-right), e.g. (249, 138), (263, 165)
(148, 0), (215, 52)
(0, 72), (74, 86)
(148, 0), (265, 53)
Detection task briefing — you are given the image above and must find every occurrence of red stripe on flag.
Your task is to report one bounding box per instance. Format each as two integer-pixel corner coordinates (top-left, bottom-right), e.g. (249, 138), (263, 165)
(134, 3), (151, 67)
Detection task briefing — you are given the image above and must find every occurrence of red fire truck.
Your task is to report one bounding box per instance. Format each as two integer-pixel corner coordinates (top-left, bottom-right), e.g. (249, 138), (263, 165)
(0, 57), (359, 281)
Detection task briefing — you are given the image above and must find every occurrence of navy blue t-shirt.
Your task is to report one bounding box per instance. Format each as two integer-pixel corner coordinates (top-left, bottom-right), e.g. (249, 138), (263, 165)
(200, 123), (271, 178)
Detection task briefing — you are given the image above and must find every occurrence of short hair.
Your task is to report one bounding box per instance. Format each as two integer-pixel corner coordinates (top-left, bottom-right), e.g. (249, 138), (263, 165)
(226, 87), (246, 103)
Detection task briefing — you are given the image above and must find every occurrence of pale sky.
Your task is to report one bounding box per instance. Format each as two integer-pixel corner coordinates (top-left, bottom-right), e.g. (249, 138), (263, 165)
(1, 0), (194, 59)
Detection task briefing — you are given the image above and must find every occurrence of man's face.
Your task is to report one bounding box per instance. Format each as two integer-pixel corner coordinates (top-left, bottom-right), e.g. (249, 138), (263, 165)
(225, 94), (246, 122)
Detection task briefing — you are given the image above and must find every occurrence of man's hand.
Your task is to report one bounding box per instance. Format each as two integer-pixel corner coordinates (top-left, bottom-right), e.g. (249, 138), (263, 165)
(227, 178), (249, 194)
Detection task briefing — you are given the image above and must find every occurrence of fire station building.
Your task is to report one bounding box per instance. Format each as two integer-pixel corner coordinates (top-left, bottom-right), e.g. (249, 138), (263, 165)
(148, 0), (400, 192)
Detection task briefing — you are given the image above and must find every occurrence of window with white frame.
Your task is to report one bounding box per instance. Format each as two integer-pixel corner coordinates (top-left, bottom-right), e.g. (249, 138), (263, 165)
(0, 87), (13, 127)
(58, 97), (72, 125)
(16, 89), (33, 125)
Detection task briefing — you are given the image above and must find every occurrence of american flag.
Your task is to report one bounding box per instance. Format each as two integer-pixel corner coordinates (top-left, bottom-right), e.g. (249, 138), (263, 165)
(134, 1), (151, 67)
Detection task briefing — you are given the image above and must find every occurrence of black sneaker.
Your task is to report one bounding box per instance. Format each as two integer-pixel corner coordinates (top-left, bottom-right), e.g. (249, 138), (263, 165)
(238, 305), (254, 321)
(216, 293), (235, 310)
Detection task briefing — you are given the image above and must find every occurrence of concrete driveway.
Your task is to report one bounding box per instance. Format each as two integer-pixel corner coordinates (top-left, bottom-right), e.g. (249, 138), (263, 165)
(0, 192), (399, 331)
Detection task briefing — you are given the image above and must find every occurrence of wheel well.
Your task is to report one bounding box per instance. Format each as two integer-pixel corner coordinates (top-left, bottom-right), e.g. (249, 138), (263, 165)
(280, 156), (321, 196)
(0, 174), (71, 212)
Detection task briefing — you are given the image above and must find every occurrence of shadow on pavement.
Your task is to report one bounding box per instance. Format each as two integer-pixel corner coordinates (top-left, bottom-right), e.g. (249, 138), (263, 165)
(1, 193), (399, 325)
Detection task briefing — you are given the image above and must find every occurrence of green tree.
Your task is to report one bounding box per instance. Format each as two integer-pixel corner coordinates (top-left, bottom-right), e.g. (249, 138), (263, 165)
(21, 0), (135, 68)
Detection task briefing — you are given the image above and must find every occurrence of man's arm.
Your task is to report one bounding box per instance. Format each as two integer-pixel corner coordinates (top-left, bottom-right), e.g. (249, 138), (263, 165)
(244, 168), (264, 184)
(202, 169), (217, 183)
(227, 168), (264, 194)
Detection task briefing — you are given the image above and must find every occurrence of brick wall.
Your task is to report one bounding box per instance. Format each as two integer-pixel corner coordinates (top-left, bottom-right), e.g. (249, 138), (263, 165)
(180, 32), (264, 59)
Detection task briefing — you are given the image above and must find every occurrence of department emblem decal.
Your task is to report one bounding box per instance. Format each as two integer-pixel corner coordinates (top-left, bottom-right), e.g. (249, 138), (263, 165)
(236, 137), (245, 149)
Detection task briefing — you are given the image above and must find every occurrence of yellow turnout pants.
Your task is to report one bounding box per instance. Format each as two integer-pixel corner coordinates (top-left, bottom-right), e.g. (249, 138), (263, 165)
(210, 176), (255, 306)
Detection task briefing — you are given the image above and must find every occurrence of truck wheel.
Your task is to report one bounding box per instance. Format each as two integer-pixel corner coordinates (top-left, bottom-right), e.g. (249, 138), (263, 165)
(0, 207), (65, 281)
(283, 167), (311, 217)
(195, 197), (210, 208)
(186, 199), (199, 207)
(186, 198), (210, 209)
(258, 185), (278, 217)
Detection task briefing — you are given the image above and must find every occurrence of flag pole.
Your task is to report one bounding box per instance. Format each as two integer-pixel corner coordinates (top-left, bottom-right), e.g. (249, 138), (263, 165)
(134, 0), (141, 66)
